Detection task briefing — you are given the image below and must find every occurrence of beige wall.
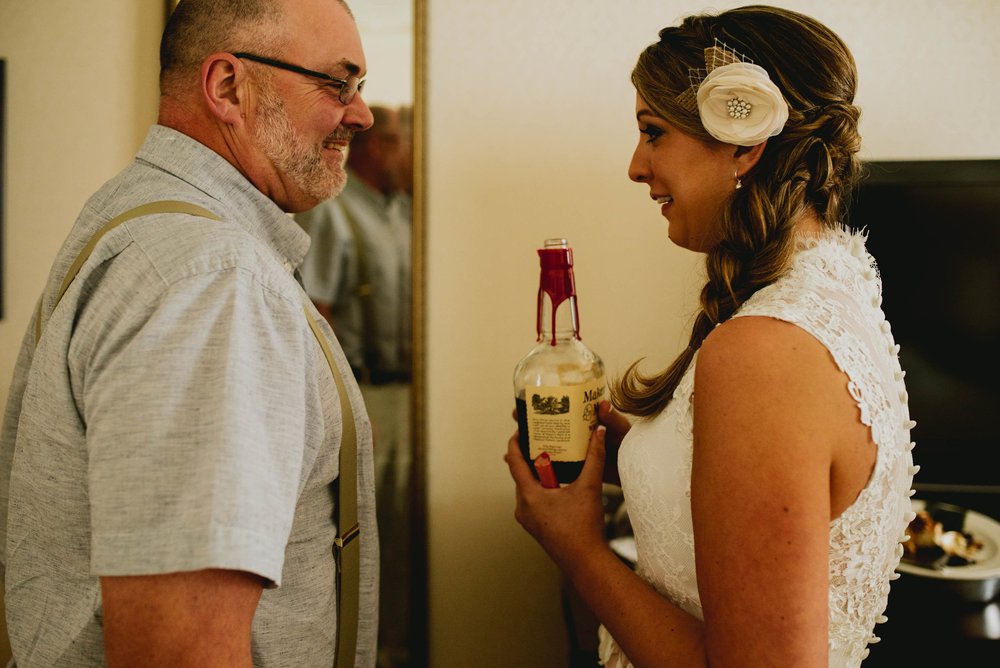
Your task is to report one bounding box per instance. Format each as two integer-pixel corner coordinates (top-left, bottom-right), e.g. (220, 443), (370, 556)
(0, 1), (999, 667)
(0, 2), (163, 660)
(423, 1), (1000, 666)
(0, 1), (162, 405)
(0, 3), (162, 663)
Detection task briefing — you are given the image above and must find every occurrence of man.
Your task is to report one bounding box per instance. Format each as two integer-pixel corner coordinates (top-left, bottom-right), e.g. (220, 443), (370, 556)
(295, 104), (412, 667)
(0, 0), (378, 665)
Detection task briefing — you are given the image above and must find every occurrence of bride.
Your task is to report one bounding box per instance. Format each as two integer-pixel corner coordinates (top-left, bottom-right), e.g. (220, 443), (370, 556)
(506, 5), (917, 667)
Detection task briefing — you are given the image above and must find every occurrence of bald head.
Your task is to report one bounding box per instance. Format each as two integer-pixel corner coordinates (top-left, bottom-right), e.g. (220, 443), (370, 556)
(347, 106), (398, 159)
(157, 0), (372, 213)
(160, 0), (352, 96)
(346, 105), (406, 196)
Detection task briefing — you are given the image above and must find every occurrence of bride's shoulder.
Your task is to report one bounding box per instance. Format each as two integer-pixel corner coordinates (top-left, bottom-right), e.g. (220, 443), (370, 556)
(696, 316), (843, 411)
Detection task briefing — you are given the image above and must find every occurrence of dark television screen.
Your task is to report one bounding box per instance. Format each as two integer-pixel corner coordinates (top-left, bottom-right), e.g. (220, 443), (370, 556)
(847, 160), (1000, 491)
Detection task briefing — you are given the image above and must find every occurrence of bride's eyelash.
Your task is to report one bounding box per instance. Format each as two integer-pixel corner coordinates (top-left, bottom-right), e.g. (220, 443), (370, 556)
(640, 125), (664, 142)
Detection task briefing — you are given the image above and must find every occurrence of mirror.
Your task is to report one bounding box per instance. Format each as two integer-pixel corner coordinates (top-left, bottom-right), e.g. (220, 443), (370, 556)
(364, 3), (427, 667)
(297, 2), (427, 667)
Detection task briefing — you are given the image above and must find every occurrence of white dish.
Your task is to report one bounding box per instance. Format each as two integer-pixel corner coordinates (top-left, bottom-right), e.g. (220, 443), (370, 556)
(609, 536), (638, 565)
(896, 499), (1000, 582)
(609, 502), (1000, 582)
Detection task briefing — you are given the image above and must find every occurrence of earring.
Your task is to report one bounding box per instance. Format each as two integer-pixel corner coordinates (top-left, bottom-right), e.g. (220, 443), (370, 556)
(735, 170), (743, 190)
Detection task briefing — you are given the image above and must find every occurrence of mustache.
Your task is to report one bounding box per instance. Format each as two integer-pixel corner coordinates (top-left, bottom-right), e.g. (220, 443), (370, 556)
(326, 128), (355, 144)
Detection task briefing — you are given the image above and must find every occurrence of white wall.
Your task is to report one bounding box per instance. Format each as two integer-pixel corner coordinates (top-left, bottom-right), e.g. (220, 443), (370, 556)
(423, 1), (1000, 666)
(350, 0), (414, 107)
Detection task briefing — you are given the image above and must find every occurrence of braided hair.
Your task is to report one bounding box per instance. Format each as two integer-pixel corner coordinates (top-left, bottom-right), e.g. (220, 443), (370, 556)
(613, 5), (863, 417)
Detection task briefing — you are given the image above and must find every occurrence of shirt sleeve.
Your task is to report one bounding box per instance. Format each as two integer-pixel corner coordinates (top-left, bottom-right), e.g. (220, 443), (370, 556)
(81, 266), (311, 585)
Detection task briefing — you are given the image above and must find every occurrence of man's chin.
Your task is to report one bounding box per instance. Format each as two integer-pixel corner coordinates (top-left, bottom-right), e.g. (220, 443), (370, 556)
(319, 172), (347, 201)
(288, 175), (345, 213)
(318, 160), (346, 195)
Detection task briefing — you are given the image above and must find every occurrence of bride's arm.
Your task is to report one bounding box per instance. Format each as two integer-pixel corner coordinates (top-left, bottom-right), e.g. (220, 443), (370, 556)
(692, 316), (847, 667)
(506, 430), (708, 667)
(507, 314), (847, 667)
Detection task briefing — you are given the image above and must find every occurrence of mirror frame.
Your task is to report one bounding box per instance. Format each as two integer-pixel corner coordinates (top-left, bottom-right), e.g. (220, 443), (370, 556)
(408, 0), (428, 664)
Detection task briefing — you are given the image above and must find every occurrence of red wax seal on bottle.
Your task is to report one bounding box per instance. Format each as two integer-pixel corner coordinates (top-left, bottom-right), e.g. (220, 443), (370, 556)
(534, 452), (559, 489)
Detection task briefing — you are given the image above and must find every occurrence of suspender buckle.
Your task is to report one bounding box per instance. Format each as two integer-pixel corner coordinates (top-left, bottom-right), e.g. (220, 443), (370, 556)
(334, 523), (361, 549)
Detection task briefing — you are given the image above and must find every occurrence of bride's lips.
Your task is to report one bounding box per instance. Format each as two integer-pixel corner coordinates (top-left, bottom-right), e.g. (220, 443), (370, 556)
(654, 195), (674, 216)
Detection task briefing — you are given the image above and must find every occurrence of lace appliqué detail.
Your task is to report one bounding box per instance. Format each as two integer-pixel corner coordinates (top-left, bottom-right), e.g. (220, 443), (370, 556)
(605, 227), (916, 668)
(736, 227), (916, 665)
(602, 357), (700, 668)
(620, 359), (700, 612)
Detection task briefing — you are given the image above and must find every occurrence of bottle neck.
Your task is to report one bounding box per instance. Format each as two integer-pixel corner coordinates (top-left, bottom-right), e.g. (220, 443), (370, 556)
(535, 240), (581, 346)
(537, 292), (580, 345)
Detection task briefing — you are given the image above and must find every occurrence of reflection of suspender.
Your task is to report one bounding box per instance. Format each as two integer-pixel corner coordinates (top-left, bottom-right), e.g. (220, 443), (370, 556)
(34, 200), (361, 667)
(339, 203), (380, 383)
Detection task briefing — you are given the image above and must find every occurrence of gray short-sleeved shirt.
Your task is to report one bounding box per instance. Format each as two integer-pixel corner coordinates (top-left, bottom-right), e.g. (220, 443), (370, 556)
(0, 125), (378, 667)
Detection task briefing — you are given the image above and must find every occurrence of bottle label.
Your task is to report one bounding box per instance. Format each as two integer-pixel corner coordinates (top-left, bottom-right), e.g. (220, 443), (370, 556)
(524, 378), (606, 463)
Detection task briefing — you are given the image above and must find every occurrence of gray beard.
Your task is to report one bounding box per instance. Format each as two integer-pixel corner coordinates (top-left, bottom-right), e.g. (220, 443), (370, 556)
(252, 85), (346, 203)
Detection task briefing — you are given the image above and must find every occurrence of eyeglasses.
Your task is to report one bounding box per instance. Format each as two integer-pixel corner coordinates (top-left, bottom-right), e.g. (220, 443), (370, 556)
(232, 52), (365, 105)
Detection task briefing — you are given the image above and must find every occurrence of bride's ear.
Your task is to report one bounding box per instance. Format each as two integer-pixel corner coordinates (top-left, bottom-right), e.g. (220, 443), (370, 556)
(733, 140), (767, 175)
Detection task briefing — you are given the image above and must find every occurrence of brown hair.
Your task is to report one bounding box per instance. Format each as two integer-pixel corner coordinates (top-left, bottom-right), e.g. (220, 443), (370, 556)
(613, 5), (863, 417)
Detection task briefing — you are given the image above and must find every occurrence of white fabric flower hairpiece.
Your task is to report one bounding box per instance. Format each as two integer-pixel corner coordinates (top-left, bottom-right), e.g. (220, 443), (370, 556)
(677, 40), (789, 147)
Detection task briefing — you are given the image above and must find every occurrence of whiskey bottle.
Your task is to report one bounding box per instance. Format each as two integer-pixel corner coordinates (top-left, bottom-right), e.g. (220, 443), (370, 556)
(513, 239), (606, 486)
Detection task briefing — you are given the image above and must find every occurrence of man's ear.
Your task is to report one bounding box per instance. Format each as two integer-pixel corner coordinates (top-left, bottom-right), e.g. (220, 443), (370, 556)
(733, 140), (767, 176)
(201, 53), (245, 125)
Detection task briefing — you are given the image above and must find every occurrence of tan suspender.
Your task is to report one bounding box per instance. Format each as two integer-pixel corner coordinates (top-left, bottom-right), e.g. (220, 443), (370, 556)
(34, 201), (225, 344)
(305, 306), (361, 668)
(34, 200), (361, 666)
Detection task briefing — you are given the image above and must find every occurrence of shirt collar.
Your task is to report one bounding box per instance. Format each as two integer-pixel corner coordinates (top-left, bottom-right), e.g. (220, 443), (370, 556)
(136, 125), (311, 271)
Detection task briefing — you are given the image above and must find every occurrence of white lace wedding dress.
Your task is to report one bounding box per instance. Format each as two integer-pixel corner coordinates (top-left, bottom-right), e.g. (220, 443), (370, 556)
(599, 227), (918, 668)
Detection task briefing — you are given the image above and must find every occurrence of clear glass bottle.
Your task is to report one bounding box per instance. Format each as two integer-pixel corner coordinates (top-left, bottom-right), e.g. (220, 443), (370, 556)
(513, 239), (606, 486)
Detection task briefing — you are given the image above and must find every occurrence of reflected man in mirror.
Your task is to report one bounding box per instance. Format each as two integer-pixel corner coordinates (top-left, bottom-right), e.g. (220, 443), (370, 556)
(296, 103), (413, 668)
